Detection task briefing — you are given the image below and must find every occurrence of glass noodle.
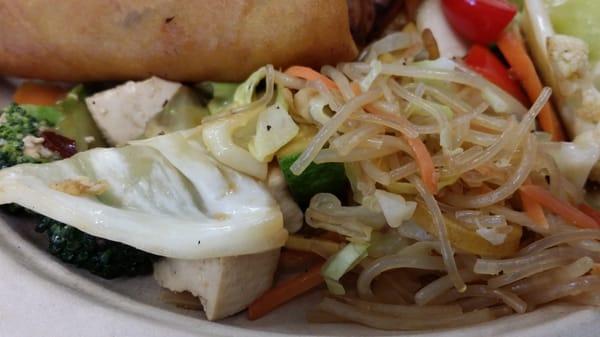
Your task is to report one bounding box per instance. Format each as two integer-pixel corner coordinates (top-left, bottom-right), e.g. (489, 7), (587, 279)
(203, 28), (600, 329)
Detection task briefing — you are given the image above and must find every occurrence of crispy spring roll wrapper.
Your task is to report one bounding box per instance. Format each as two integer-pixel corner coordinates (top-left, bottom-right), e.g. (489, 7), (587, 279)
(0, 0), (358, 82)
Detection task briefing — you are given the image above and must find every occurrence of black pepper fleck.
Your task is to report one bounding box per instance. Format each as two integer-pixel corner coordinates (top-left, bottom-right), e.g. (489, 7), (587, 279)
(197, 240), (201, 245)
(162, 99), (169, 108)
(266, 125), (272, 131)
(165, 16), (175, 23)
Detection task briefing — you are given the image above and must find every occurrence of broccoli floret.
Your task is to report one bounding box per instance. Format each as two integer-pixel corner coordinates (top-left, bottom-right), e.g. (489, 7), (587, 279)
(0, 101), (156, 279)
(35, 217), (156, 279)
(0, 104), (55, 169)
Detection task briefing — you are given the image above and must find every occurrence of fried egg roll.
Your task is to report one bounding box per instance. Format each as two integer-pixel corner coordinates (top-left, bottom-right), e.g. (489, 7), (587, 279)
(0, 0), (358, 82)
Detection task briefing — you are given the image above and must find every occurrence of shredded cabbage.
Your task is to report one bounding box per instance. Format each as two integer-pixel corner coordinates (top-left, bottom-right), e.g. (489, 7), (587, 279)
(248, 103), (299, 162)
(322, 242), (370, 295)
(373, 189), (417, 228)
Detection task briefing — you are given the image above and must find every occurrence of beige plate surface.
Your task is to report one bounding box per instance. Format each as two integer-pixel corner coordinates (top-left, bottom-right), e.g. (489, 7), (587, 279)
(0, 80), (599, 337)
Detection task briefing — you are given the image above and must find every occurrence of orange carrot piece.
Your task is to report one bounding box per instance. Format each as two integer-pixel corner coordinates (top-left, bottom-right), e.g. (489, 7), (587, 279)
(519, 185), (599, 229)
(405, 136), (437, 194)
(520, 189), (549, 230)
(247, 261), (325, 320)
(497, 29), (566, 141)
(284, 66), (338, 89)
(13, 82), (67, 106)
(578, 204), (600, 227)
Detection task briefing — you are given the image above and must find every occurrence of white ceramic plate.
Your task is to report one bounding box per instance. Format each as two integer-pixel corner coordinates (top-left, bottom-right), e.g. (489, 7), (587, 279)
(1, 80), (600, 337)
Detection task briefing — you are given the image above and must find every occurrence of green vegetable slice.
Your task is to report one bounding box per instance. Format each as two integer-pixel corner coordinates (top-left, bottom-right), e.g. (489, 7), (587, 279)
(277, 125), (348, 208)
(322, 242), (369, 295)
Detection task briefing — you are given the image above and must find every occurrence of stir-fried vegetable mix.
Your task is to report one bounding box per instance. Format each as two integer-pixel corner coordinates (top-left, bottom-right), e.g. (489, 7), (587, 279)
(2, 0), (600, 330)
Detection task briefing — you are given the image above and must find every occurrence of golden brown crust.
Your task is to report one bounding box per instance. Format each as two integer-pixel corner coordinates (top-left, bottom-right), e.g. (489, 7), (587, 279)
(0, 0), (358, 82)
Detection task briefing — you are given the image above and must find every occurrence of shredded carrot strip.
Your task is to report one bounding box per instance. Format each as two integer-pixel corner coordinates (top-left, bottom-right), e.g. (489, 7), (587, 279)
(13, 82), (67, 106)
(578, 204), (600, 227)
(247, 261), (325, 320)
(519, 185), (599, 229)
(284, 66), (338, 89)
(497, 29), (566, 141)
(520, 189), (549, 230)
(405, 136), (437, 194)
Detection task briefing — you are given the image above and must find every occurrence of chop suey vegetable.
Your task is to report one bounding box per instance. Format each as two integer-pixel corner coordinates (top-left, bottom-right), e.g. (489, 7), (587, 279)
(2, 0), (600, 330)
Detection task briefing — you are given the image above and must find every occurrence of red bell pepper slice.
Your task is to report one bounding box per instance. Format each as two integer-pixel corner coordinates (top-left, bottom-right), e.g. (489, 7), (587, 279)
(442, 0), (517, 44)
(464, 44), (529, 105)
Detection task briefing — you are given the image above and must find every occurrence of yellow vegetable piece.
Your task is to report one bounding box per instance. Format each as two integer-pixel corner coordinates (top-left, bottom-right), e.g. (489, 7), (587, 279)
(412, 206), (522, 258)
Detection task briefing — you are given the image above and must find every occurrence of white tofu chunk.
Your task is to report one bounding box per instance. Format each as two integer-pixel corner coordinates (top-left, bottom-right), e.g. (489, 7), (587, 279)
(85, 77), (181, 145)
(153, 249), (280, 320)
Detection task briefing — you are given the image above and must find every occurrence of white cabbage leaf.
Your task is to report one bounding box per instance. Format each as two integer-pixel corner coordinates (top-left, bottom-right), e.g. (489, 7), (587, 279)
(248, 103), (299, 162)
(545, 140), (600, 189)
(0, 128), (287, 259)
(202, 109), (268, 180)
(374, 189), (417, 228)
